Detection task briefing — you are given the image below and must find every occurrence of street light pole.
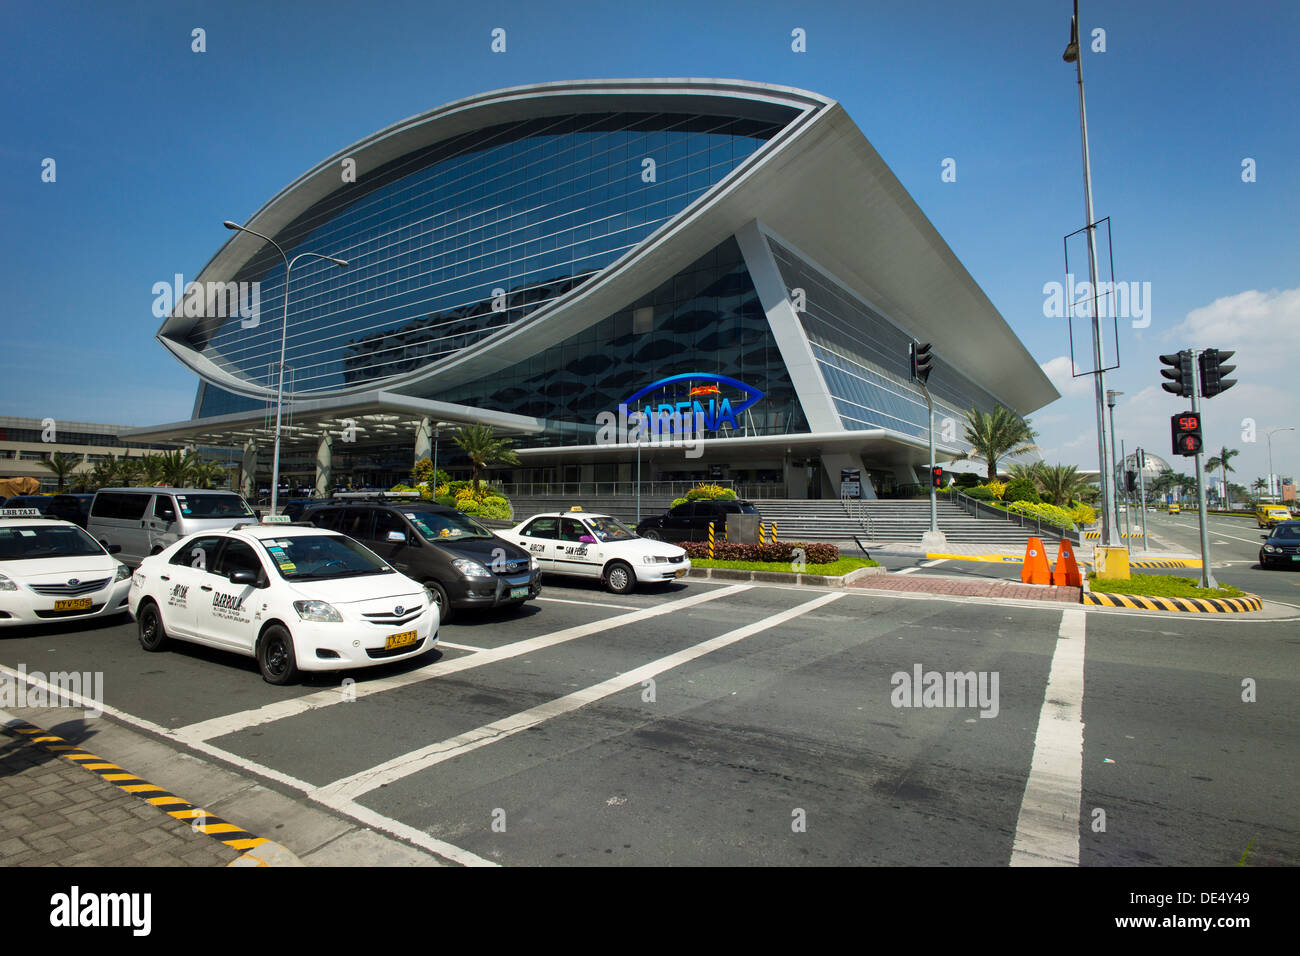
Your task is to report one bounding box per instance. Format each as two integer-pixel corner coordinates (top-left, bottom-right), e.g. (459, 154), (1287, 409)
(1266, 426), (1294, 499)
(1064, 1), (1118, 549)
(223, 221), (348, 515)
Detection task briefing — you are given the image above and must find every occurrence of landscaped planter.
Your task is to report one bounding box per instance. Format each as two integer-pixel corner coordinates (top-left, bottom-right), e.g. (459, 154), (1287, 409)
(687, 565), (885, 587)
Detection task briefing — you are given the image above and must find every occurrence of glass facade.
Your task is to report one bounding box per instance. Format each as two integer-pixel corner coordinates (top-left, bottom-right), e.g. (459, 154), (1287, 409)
(190, 111), (787, 404)
(426, 238), (809, 447)
(767, 237), (1032, 463)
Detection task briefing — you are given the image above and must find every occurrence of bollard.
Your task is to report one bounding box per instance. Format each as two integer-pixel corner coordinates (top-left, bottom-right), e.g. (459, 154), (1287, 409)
(772, 521), (778, 544)
(759, 522), (767, 545)
(708, 521), (715, 559)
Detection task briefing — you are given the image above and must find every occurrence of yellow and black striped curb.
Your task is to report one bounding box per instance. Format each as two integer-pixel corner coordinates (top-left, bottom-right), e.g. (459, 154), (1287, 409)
(2, 719), (269, 854)
(1082, 591), (1263, 613)
(1129, 558), (1203, 569)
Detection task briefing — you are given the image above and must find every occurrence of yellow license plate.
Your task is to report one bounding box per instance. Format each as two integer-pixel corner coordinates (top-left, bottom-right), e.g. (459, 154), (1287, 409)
(385, 630), (417, 650)
(54, 598), (92, 612)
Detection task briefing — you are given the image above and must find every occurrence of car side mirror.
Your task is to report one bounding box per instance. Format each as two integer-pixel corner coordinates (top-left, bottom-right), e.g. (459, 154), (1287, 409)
(386, 530), (407, 544)
(229, 569), (259, 586)
(579, 535), (595, 544)
(1261, 533), (1271, 540)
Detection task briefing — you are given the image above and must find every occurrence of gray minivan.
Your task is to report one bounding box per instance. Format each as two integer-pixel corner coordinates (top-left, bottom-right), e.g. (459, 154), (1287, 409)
(87, 488), (256, 566)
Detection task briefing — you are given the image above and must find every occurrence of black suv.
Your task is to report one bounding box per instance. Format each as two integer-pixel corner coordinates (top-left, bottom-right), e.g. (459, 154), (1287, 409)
(302, 497), (540, 622)
(635, 499), (759, 542)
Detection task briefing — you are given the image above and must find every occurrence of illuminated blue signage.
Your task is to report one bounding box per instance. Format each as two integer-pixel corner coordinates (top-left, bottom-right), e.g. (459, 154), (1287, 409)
(623, 373), (764, 433)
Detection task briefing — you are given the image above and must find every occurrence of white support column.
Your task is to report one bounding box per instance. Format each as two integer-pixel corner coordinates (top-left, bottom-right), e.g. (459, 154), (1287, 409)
(414, 417), (432, 464)
(240, 441), (258, 500)
(315, 433), (333, 499)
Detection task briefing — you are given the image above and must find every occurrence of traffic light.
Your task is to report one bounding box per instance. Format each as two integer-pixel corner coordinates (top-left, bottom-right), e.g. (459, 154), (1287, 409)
(1198, 348), (1236, 398)
(1170, 411), (1202, 457)
(1136, 448), (1145, 469)
(1125, 470), (1137, 494)
(931, 466), (944, 488)
(910, 342), (934, 384)
(1159, 351), (1195, 396)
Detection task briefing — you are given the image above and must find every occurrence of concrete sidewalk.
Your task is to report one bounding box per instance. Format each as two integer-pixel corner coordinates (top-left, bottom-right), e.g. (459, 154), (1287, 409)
(1, 719), (242, 867)
(849, 573), (1082, 603)
(1, 706), (443, 867)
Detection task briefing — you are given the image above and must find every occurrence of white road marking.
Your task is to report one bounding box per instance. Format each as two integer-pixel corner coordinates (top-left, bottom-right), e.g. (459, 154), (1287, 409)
(896, 559), (948, 576)
(0, 664), (496, 866)
(174, 584), (752, 742)
(535, 596), (640, 610)
(1010, 607), (1086, 867)
(313, 592), (845, 803)
(435, 641), (488, 653)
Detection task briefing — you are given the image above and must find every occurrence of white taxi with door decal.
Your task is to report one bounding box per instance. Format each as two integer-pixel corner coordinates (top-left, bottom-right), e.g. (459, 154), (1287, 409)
(128, 522), (437, 684)
(0, 509), (133, 626)
(500, 510), (690, 594)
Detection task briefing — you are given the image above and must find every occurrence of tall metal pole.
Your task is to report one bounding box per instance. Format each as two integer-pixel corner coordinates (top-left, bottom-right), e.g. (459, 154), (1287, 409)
(1267, 427), (1295, 499)
(1121, 439), (1131, 542)
(1136, 448), (1148, 551)
(222, 221), (347, 515)
(1066, 1), (1117, 548)
(925, 388), (938, 534)
(1190, 352), (1217, 588)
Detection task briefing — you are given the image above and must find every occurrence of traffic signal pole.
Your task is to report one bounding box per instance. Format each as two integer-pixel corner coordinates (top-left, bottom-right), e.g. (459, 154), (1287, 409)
(1190, 354), (1218, 589)
(1136, 448), (1148, 551)
(926, 387), (938, 535)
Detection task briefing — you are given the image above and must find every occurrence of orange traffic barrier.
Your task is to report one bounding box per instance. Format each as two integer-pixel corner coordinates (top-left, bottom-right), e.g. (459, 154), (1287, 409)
(1052, 539), (1083, 587)
(1021, 537), (1051, 584)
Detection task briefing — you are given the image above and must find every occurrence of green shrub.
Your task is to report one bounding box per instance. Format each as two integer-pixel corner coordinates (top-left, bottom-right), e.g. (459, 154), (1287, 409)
(966, 486), (996, 501)
(434, 495), (457, 508)
(683, 541), (839, 563)
(669, 497), (688, 509)
(1003, 477), (1041, 504)
(1069, 502), (1097, 526)
(1006, 500), (1075, 529)
(684, 483), (737, 502)
(954, 473), (981, 488)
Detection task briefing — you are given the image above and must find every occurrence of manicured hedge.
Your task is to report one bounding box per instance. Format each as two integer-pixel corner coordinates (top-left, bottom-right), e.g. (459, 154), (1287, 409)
(682, 541), (839, 563)
(1003, 477), (1041, 503)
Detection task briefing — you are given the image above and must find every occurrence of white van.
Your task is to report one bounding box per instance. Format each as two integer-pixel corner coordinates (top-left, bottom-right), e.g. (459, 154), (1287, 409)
(88, 488), (256, 566)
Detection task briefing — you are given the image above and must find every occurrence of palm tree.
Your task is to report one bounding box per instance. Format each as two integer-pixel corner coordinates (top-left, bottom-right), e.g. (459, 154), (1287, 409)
(1205, 446), (1239, 510)
(1035, 464), (1090, 507)
(37, 452), (82, 491)
(1006, 462), (1045, 487)
(138, 454), (168, 486)
(452, 424), (521, 493)
(189, 458), (228, 490)
(951, 406), (1038, 482)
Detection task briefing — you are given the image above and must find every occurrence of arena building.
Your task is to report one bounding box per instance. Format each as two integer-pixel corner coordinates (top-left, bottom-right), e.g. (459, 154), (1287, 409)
(125, 78), (1057, 499)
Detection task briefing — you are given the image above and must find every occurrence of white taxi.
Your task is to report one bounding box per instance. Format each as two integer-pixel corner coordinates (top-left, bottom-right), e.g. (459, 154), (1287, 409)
(500, 509), (690, 594)
(128, 520), (438, 684)
(0, 509), (133, 626)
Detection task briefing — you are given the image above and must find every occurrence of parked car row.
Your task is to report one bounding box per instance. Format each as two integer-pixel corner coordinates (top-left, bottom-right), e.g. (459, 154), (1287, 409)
(2, 489), (693, 685)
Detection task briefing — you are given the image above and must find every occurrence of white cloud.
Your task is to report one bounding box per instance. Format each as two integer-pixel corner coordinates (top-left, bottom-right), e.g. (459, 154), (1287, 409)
(1030, 288), (1300, 483)
(1039, 355), (1095, 399)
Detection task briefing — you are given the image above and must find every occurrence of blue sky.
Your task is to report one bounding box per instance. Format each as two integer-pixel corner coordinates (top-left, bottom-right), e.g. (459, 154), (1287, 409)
(2, 0), (1296, 484)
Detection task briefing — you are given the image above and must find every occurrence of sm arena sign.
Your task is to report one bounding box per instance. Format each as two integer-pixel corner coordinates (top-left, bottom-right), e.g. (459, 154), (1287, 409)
(595, 373), (765, 444)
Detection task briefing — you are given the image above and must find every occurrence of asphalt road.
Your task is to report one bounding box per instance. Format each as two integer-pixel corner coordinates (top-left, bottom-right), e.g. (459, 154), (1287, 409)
(2, 575), (1296, 866)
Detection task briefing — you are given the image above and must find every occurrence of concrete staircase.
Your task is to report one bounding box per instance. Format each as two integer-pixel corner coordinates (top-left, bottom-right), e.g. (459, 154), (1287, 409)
(500, 494), (1065, 547)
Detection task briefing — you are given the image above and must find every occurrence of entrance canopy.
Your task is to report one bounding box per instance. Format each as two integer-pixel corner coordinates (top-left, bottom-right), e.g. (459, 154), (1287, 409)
(118, 390), (545, 448)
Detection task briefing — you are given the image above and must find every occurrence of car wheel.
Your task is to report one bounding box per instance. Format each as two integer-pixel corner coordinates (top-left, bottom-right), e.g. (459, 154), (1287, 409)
(257, 625), (298, 685)
(642, 529), (663, 541)
(604, 560), (636, 595)
(137, 601), (169, 652)
(425, 581), (452, 624)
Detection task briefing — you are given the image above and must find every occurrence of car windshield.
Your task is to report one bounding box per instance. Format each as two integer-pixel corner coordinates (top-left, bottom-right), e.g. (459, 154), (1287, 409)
(259, 534), (392, 580)
(176, 494), (255, 518)
(1270, 525), (1300, 540)
(404, 510), (493, 541)
(0, 524), (107, 560)
(584, 516), (636, 541)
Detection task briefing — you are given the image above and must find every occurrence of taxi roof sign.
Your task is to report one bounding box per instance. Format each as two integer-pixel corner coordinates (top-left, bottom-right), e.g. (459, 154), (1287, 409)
(569, 505), (583, 512)
(261, 514), (293, 524)
(0, 508), (42, 518)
